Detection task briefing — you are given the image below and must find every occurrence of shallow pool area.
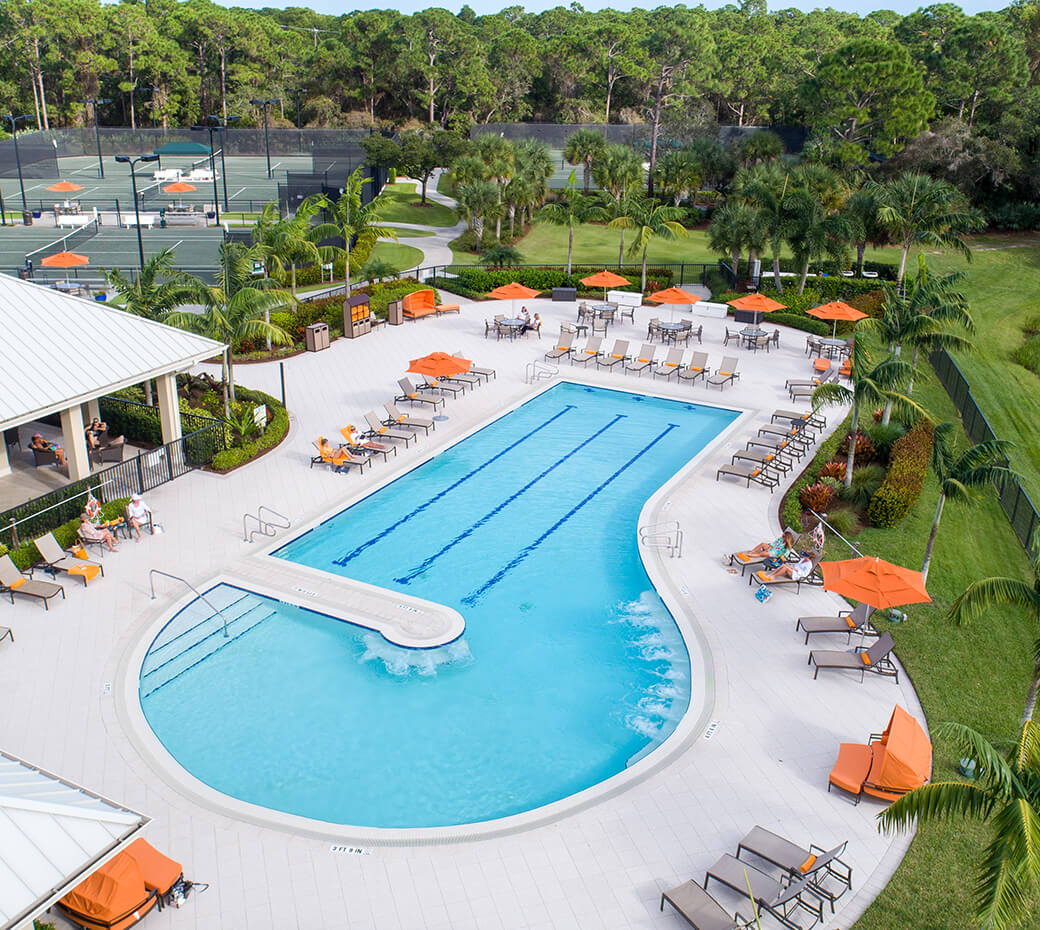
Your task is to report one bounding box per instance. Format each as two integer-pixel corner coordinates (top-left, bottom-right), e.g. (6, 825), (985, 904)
(140, 383), (739, 828)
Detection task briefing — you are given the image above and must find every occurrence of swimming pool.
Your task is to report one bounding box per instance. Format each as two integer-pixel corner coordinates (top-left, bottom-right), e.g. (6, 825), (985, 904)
(140, 383), (738, 828)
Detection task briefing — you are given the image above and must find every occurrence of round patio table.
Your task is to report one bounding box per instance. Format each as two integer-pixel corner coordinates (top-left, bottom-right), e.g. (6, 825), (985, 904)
(740, 327), (766, 348)
(656, 320), (686, 343)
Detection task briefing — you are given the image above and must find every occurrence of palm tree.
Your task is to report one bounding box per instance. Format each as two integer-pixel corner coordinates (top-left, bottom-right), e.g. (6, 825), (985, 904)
(741, 165), (793, 293)
(592, 144), (644, 203)
(475, 134), (515, 242)
(610, 196), (687, 292)
(327, 167), (398, 297)
(653, 149), (701, 207)
(456, 179), (499, 245)
(920, 423), (1018, 583)
(537, 172), (591, 275)
(165, 241), (295, 414)
(479, 243), (522, 268)
(708, 201), (755, 279)
(514, 138), (554, 222)
(872, 172), (981, 284)
(563, 128), (607, 194)
(948, 531), (1040, 727)
(843, 187), (888, 277)
(879, 720), (1040, 930)
(812, 346), (924, 487)
(589, 190), (639, 269)
(784, 190), (851, 294)
(252, 195), (339, 297)
(504, 174), (533, 238)
(360, 257), (399, 283)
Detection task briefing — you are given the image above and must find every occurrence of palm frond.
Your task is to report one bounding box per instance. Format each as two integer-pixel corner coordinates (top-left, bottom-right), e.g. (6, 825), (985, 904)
(935, 722), (1019, 801)
(974, 800), (1040, 929)
(878, 780), (994, 832)
(948, 577), (1040, 626)
(811, 382), (853, 409)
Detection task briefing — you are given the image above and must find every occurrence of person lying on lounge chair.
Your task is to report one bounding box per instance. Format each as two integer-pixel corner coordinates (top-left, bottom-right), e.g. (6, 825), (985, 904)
(317, 436), (354, 473)
(737, 530), (795, 562)
(31, 433), (67, 466)
(79, 513), (119, 552)
(760, 555), (814, 582)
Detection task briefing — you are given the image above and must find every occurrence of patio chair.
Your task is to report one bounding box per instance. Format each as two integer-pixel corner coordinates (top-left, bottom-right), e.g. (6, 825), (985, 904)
(687, 322), (703, 344)
(311, 439), (371, 474)
(716, 463), (779, 490)
(806, 336), (822, 357)
(452, 351), (495, 381)
(772, 329), (780, 348)
(544, 332), (574, 362)
(340, 426), (397, 462)
(31, 532), (104, 586)
(592, 318), (608, 338)
(31, 446), (60, 467)
(484, 319), (493, 339)
(383, 402), (434, 435)
(660, 880), (753, 930)
(597, 339), (629, 370)
(732, 448), (790, 475)
(396, 378), (445, 409)
(749, 556), (822, 591)
(753, 334), (772, 352)
(653, 348), (684, 380)
(624, 344), (655, 376)
(797, 603), (878, 644)
(705, 855), (824, 930)
(420, 377), (464, 398)
(577, 303), (591, 322)
(707, 357), (740, 389)
(572, 336), (603, 367)
(560, 321), (578, 334)
(0, 554), (65, 610)
(736, 826), (852, 912)
(363, 411), (416, 446)
(677, 351), (709, 385)
(772, 409), (826, 430)
(648, 318), (661, 342)
(809, 631), (898, 683)
(723, 327), (735, 347)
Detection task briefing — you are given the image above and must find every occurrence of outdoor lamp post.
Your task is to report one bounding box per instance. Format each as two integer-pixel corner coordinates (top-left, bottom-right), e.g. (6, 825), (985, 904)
(288, 88), (305, 129)
(4, 114), (32, 215)
(249, 98), (279, 178)
(207, 115), (239, 213)
(190, 124), (222, 225)
(114, 153), (159, 272)
(78, 98), (112, 178)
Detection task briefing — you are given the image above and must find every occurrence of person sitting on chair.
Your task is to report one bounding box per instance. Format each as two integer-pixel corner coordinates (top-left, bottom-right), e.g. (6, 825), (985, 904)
(30, 433), (67, 467)
(79, 513), (120, 552)
(126, 494), (153, 540)
(761, 555), (814, 582)
(84, 417), (108, 449)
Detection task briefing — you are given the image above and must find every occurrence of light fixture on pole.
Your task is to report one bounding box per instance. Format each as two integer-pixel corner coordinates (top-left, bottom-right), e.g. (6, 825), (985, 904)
(78, 98), (112, 178)
(4, 114), (32, 215)
(249, 98), (279, 178)
(288, 88), (305, 128)
(207, 115), (239, 212)
(190, 124), (221, 225)
(114, 153), (159, 271)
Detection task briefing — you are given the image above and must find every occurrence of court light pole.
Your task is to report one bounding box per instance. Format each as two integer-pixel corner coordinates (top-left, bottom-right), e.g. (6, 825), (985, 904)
(208, 114), (239, 213)
(288, 88), (305, 128)
(78, 98), (111, 178)
(191, 124), (221, 225)
(4, 114), (32, 214)
(114, 153), (158, 272)
(249, 98), (279, 178)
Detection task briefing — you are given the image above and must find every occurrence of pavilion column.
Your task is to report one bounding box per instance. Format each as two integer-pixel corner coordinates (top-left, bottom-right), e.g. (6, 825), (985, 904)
(60, 404), (91, 481)
(86, 398), (100, 423)
(156, 373), (182, 445)
(0, 440), (10, 479)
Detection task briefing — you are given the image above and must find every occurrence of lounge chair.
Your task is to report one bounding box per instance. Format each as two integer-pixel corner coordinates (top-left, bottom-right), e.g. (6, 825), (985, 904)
(459, 357), (496, 381)
(757, 423), (814, 450)
(705, 854), (823, 930)
(732, 448), (790, 475)
(340, 427), (397, 462)
(383, 402), (434, 435)
(312, 439), (371, 474)
(772, 409), (825, 430)
(653, 348), (684, 380)
(396, 377), (445, 409)
(31, 532), (104, 586)
(677, 351), (709, 385)
(716, 463), (778, 490)
(796, 603), (877, 644)
(624, 344), (655, 376)
(749, 557), (822, 591)
(363, 412), (415, 446)
(571, 335), (603, 367)
(544, 332), (574, 362)
(809, 631), (898, 682)
(707, 357), (739, 389)
(736, 826), (852, 912)
(597, 339), (629, 370)
(660, 880), (753, 930)
(421, 377), (465, 397)
(0, 554), (65, 610)
(747, 435), (803, 460)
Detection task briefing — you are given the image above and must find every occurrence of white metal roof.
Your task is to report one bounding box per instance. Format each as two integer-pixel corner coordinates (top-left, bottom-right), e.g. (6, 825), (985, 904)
(0, 750), (148, 930)
(0, 274), (225, 431)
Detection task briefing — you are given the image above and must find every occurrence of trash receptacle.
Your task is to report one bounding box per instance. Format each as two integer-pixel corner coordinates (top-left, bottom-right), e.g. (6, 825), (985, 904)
(304, 321), (330, 352)
(22, 211), (32, 226)
(387, 299), (404, 326)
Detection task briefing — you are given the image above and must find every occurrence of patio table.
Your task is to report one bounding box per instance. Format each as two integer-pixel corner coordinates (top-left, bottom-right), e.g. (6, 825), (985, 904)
(740, 327), (766, 349)
(656, 320), (686, 343)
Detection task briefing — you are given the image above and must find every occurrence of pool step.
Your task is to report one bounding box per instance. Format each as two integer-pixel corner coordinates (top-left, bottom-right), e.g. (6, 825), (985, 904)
(145, 590), (256, 663)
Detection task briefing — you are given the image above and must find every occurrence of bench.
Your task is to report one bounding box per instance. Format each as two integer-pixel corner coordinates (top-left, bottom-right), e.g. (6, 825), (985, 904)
(693, 301), (729, 319)
(402, 288), (460, 320)
(552, 287), (576, 302)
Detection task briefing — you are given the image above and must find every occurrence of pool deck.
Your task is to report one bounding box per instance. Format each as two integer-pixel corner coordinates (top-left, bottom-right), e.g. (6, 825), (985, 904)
(0, 297), (919, 930)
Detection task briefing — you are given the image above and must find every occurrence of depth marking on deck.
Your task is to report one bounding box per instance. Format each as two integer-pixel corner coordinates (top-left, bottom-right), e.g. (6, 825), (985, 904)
(330, 845), (370, 856)
(703, 720), (721, 740)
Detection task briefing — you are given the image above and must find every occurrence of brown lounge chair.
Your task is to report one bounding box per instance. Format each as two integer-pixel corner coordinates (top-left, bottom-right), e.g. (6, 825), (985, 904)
(772, 409), (826, 430)
(311, 439), (371, 474)
(749, 557), (822, 591)
(796, 603), (877, 643)
(544, 332), (574, 361)
(396, 377), (445, 409)
(660, 880), (753, 930)
(0, 554), (65, 610)
(383, 402), (434, 435)
(746, 435), (804, 460)
(809, 631), (898, 682)
(736, 826), (852, 912)
(340, 427), (396, 462)
(716, 463), (778, 490)
(732, 448), (790, 475)
(571, 335), (603, 367)
(32, 531), (105, 586)
(705, 854), (823, 930)
(624, 344), (656, 376)
(452, 351), (496, 380)
(677, 351), (709, 385)
(363, 411), (415, 446)
(653, 347), (685, 380)
(596, 338), (629, 370)
(707, 357), (739, 389)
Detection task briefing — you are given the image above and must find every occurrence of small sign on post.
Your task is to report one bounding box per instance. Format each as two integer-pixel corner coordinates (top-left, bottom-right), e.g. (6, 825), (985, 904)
(253, 405), (267, 429)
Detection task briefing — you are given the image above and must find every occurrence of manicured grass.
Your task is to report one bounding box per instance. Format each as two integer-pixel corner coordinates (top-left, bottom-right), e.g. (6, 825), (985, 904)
(377, 182), (457, 227)
(388, 227), (435, 238)
(364, 240), (423, 273)
(509, 222), (720, 267)
(436, 172), (455, 198)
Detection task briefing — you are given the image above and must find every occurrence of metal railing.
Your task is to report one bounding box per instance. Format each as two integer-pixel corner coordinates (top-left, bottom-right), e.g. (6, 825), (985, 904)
(524, 361), (559, 384)
(930, 349), (1039, 549)
(148, 569), (230, 638)
(639, 521), (684, 558)
(243, 505), (290, 543)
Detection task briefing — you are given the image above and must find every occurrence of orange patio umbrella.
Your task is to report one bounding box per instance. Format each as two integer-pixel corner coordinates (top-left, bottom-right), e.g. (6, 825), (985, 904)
(820, 556), (931, 610)
(408, 351), (472, 380)
(727, 293), (787, 315)
(46, 180), (84, 193)
(648, 286), (701, 321)
(163, 181), (197, 193)
(486, 281), (540, 317)
(40, 251), (89, 268)
(807, 300), (868, 338)
(580, 270), (630, 301)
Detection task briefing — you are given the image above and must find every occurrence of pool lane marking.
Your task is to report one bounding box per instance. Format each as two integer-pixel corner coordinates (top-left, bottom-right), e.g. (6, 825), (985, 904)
(462, 423), (680, 606)
(393, 414), (627, 585)
(332, 405), (577, 567)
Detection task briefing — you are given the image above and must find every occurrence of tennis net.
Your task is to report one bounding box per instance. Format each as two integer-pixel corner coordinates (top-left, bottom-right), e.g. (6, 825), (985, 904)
(24, 218), (101, 266)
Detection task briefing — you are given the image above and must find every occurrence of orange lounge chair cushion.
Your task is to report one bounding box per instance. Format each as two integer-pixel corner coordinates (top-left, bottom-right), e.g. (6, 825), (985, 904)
(829, 742), (873, 795)
(435, 303), (460, 312)
(402, 289), (438, 318)
(813, 359), (832, 372)
(69, 564), (101, 584)
(798, 855), (818, 873)
(125, 838), (182, 895)
(59, 849), (157, 930)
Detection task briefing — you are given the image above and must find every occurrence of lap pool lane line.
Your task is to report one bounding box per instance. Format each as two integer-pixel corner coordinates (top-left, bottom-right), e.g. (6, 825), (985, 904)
(331, 404), (577, 568)
(392, 413), (628, 585)
(462, 422), (681, 606)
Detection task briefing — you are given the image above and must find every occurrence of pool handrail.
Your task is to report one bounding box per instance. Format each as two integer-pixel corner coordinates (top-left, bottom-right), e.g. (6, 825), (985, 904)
(148, 568), (231, 638)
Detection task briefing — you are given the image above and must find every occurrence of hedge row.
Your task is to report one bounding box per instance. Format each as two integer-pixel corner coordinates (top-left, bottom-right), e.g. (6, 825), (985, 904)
(210, 387), (289, 472)
(0, 498), (130, 571)
(435, 265), (674, 297)
(770, 312), (830, 336)
(290, 240), (376, 288)
(867, 419), (935, 528)
(100, 396), (228, 449)
(781, 413), (852, 530)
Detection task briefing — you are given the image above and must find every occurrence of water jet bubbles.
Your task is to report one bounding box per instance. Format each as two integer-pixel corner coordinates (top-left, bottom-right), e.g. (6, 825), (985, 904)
(359, 634), (474, 677)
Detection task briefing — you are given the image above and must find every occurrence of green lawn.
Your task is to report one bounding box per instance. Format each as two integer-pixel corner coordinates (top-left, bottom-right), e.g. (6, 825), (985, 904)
(436, 171), (455, 198)
(364, 240), (423, 275)
(388, 227), (435, 238)
(377, 182), (457, 227)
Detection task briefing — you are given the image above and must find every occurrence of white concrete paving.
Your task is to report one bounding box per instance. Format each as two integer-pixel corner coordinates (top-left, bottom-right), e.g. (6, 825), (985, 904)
(0, 298), (918, 930)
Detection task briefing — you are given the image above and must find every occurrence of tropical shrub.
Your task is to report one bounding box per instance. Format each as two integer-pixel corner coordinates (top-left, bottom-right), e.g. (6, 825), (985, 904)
(838, 430), (876, 463)
(210, 388), (289, 472)
(867, 419), (935, 527)
(799, 481), (837, 513)
(825, 506), (863, 537)
(818, 460), (847, 482)
(781, 413), (851, 529)
(838, 462), (887, 509)
(865, 421), (908, 462)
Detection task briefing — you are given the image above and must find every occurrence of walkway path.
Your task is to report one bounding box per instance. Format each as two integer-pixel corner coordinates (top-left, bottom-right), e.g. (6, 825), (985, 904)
(381, 169), (465, 275)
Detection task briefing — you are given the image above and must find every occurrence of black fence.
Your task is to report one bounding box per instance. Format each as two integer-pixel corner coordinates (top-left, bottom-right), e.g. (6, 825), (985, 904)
(0, 140), (59, 179)
(930, 348), (1039, 549)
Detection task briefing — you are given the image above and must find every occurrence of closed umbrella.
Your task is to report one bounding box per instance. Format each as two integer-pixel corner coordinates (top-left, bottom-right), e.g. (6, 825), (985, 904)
(807, 300), (867, 338)
(820, 556), (931, 610)
(580, 270), (630, 302)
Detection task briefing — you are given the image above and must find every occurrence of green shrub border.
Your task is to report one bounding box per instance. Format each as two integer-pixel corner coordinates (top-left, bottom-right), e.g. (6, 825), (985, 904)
(781, 412), (852, 530)
(867, 419), (935, 528)
(209, 386), (289, 473)
(0, 498), (130, 571)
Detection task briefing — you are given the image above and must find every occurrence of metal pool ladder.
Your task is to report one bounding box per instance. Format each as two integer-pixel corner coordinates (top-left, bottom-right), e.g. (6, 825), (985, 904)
(243, 505), (290, 543)
(524, 360), (559, 384)
(148, 568), (232, 637)
(638, 521), (683, 558)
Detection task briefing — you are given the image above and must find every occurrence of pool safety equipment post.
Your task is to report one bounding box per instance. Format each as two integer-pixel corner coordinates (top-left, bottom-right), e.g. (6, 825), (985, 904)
(250, 98), (279, 178)
(114, 153), (159, 271)
(4, 114), (31, 214)
(191, 124), (221, 225)
(79, 98), (111, 178)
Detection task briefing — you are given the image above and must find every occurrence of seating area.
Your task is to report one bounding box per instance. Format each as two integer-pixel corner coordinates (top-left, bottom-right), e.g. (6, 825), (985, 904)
(716, 408), (824, 493)
(402, 288), (460, 320)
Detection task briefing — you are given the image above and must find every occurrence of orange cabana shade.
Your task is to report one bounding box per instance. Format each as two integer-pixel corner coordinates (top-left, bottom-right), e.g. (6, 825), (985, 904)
(580, 270), (629, 288)
(162, 181), (197, 193)
(485, 282), (540, 300)
(408, 351), (472, 379)
(727, 293), (786, 313)
(806, 300), (866, 323)
(821, 556), (931, 609)
(47, 180), (85, 192)
(40, 251), (89, 268)
(647, 286), (700, 305)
